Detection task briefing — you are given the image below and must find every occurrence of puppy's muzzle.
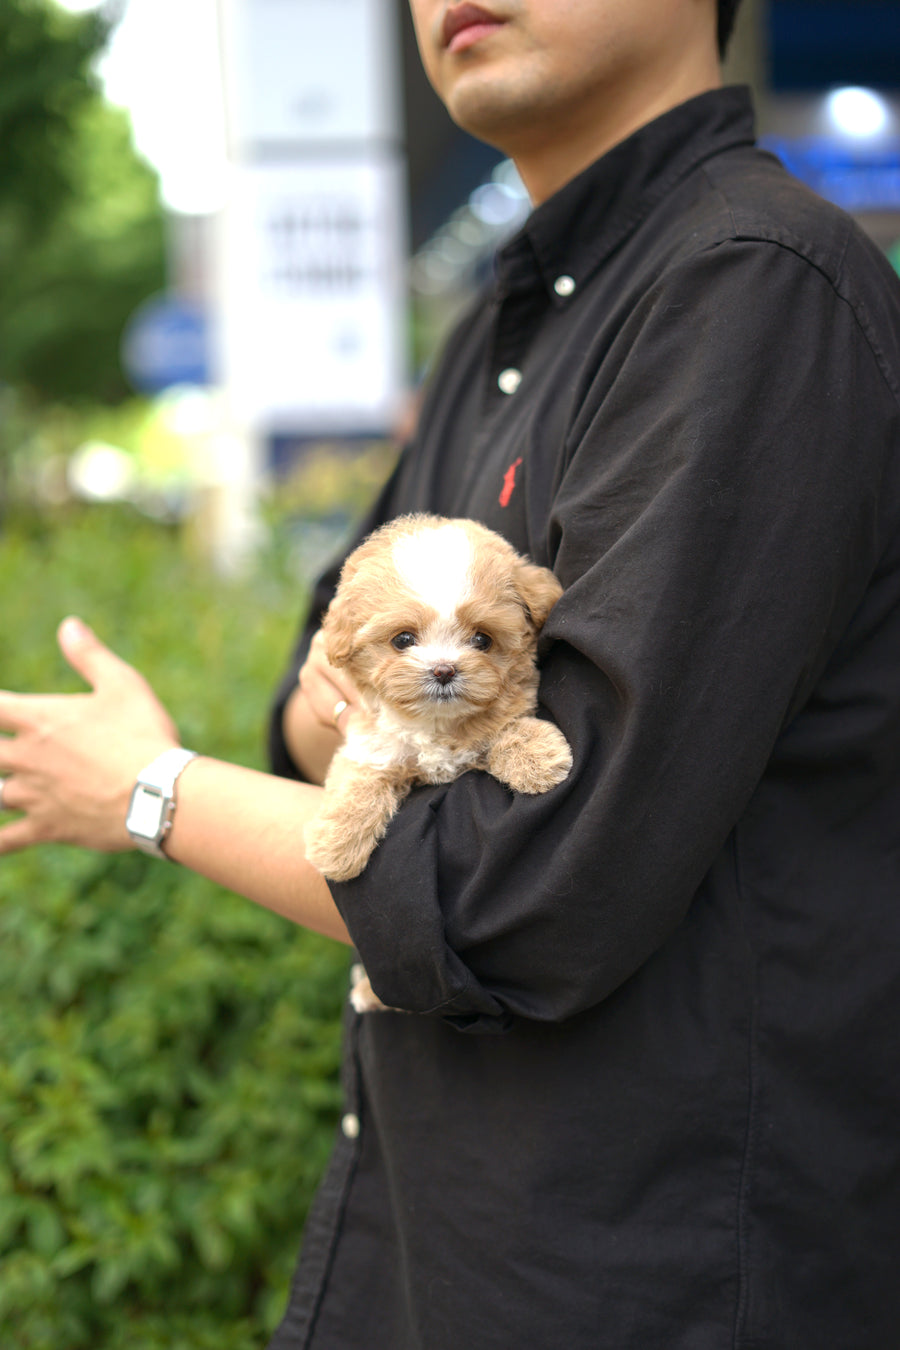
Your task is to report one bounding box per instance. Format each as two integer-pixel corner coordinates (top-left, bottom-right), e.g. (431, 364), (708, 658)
(425, 662), (459, 701)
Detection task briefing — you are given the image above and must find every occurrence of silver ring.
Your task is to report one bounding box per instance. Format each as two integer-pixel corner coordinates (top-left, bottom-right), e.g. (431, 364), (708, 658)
(332, 699), (349, 728)
(0, 776), (7, 811)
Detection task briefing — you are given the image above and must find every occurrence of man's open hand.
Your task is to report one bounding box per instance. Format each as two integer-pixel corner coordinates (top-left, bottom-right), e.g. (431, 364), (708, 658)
(0, 617), (181, 855)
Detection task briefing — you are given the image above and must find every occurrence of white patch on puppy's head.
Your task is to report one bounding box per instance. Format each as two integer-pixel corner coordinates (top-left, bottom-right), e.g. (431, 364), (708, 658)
(391, 522), (472, 618)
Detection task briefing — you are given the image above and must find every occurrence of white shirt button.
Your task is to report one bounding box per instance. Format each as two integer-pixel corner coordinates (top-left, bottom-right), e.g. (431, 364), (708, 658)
(498, 367), (522, 395)
(341, 1113), (361, 1139)
(554, 274), (576, 297)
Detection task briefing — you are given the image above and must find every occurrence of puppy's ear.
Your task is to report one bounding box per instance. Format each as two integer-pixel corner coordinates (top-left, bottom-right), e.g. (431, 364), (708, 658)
(514, 560), (564, 632)
(320, 592), (359, 668)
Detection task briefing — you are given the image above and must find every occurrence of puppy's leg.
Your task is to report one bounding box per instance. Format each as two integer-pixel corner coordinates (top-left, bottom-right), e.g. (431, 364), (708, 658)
(486, 717), (573, 794)
(350, 966), (391, 1014)
(304, 754), (409, 881)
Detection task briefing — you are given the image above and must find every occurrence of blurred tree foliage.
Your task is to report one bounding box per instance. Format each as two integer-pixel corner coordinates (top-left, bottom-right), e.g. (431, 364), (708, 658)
(0, 0), (104, 223)
(0, 0), (166, 405)
(0, 506), (350, 1348)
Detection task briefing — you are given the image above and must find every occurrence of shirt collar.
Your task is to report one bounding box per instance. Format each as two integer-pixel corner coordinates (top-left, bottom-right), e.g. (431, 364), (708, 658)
(495, 85), (757, 304)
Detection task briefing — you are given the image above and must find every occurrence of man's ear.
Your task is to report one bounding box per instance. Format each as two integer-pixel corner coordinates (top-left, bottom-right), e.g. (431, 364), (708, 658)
(514, 560), (564, 632)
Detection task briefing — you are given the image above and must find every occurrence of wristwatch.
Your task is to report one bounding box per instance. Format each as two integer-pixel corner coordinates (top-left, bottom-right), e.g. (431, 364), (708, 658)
(125, 747), (198, 859)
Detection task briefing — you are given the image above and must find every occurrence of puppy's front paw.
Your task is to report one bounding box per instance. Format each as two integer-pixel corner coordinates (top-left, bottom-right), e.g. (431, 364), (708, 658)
(304, 814), (375, 882)
(488, 718), (573, 794)
(350, 968), (391, 1013)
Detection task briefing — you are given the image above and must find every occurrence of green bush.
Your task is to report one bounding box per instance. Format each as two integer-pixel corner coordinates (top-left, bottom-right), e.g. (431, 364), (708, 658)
(0, 506), (350, 1348)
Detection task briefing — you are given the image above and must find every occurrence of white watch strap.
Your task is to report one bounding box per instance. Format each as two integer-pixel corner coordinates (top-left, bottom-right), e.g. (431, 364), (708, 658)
(126, 747), (198, 858)
(138, 747), (198, 793)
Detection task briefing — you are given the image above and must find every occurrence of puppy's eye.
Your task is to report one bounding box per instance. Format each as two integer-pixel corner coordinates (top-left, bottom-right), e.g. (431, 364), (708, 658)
(391, 631), (417, 651)
(470, 632), (493, 652)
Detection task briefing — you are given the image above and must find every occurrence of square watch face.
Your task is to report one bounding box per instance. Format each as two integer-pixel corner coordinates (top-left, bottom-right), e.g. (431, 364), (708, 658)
(127, 785), (164, 837)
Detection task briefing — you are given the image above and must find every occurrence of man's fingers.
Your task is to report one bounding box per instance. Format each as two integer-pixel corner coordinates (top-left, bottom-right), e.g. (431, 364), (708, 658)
(0, 773), (22, 813)
(57, 616), (138, 692)
(299, 665), (353, 730)
(299, 630), (360, 730)
(0, 817), (38, 856)
(0, 692), (37, 735)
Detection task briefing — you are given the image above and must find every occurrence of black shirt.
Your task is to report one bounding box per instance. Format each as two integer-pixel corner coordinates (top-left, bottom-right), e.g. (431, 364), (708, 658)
(268, 87), (900, 1349)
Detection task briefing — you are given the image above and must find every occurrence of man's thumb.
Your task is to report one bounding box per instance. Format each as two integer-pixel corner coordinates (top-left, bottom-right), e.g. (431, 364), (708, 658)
(57, 616), (125, 689)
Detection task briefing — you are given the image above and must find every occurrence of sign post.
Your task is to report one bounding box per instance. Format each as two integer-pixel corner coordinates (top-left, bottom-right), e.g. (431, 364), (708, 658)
(211, 0), (408, 567)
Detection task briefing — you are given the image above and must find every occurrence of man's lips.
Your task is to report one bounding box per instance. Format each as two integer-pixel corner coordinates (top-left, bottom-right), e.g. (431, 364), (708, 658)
(442, 3), (505, 54)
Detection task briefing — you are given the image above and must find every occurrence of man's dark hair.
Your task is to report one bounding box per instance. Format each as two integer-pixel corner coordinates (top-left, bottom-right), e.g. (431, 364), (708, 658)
(717, 0), (744, 57)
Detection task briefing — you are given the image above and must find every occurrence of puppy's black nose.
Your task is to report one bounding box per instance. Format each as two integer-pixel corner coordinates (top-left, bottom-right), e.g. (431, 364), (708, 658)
(432, 663), (456, 686)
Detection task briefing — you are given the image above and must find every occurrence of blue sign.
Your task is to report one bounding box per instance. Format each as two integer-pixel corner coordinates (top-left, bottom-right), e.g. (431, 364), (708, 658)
(765, 136), (900, 214)
(121, 293), (210, 394)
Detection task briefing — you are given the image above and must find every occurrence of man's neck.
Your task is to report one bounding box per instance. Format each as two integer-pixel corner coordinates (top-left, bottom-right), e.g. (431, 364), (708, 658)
(513, 63), (723, 206)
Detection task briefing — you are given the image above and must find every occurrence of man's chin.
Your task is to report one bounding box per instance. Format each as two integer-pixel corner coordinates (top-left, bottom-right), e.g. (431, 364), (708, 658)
(443, 77), (544, 150)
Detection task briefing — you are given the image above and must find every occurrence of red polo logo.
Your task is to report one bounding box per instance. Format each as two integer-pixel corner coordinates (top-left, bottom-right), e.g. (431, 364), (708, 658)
(499, 457), (523, 508)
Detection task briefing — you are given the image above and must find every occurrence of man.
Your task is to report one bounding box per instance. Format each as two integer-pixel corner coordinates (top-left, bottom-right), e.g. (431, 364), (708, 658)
(2, 1), (900, 1345)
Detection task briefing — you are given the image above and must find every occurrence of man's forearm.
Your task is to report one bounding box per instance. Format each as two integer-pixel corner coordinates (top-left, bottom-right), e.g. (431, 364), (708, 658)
(166, 756), (352, 945)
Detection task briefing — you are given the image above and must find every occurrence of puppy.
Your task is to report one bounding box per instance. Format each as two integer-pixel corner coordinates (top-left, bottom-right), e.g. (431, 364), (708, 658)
(303, 514), (572, 900)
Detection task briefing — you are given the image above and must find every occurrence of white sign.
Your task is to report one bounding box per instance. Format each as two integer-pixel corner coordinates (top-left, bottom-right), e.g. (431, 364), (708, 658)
(214, 155), (408, 432)
(219, 0), (401, 148)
